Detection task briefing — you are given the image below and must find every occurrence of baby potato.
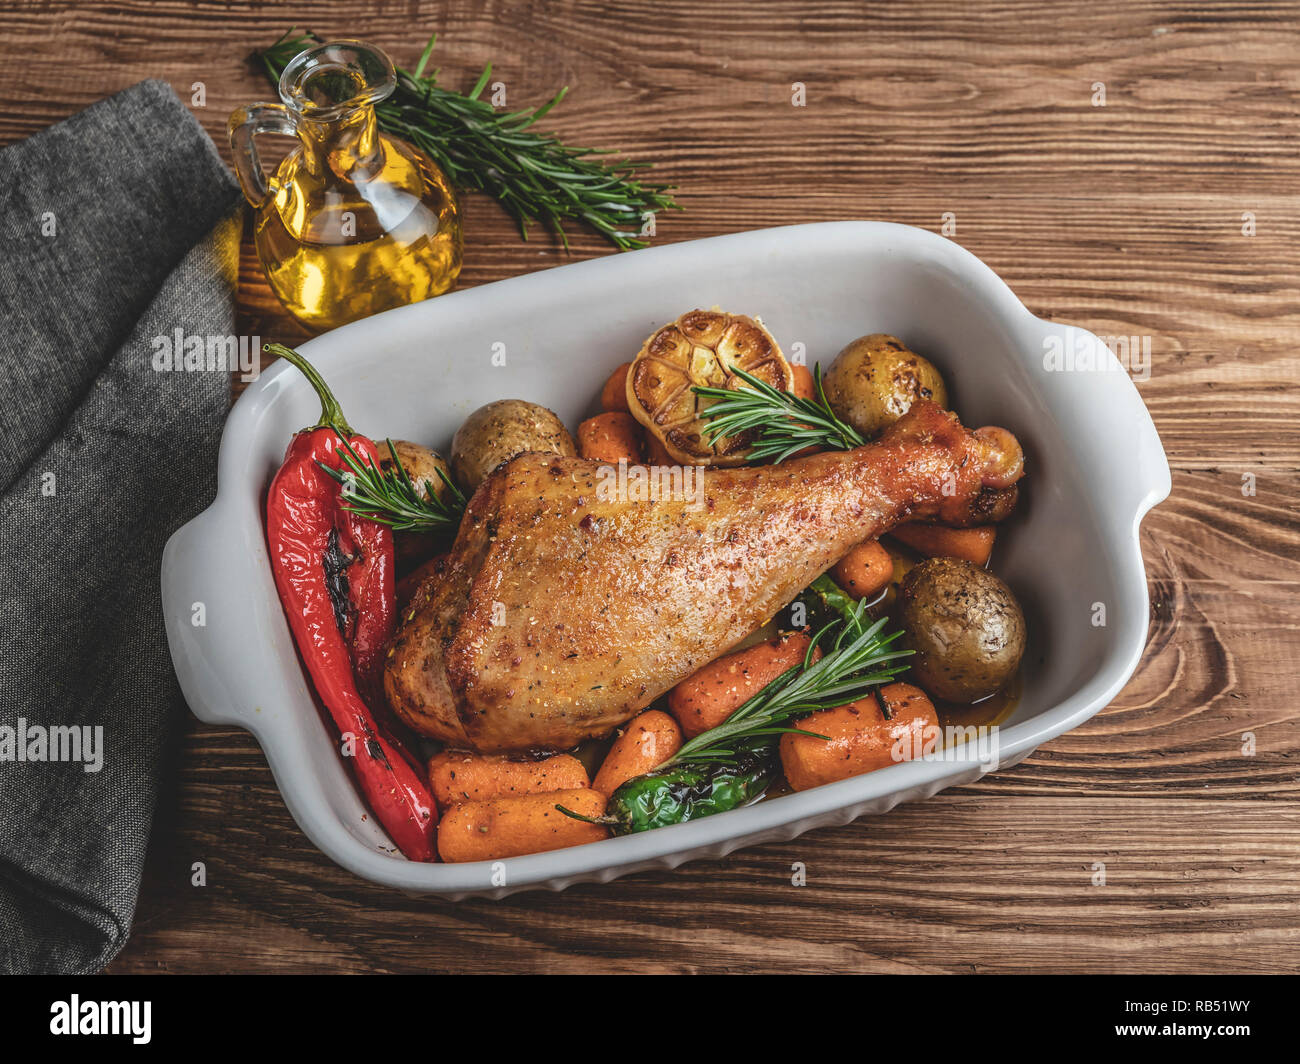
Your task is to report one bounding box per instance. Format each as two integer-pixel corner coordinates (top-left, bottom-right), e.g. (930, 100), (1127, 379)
(450, 400), (577, 493)
(378, 441), (456, 565)
(898, 557), (1025, 703)
(378, 439), (453, 503)
(822, 334), (948, 438)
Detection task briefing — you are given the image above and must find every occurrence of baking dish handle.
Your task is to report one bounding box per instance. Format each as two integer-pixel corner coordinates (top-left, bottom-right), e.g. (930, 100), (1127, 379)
(161, 496), (283, 730)
(1111, 373), (1172, 528)
(1035, 320), (1172, 526)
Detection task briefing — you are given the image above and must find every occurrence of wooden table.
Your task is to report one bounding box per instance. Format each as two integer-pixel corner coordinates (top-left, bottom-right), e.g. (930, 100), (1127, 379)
(5, 1), (1296, 973)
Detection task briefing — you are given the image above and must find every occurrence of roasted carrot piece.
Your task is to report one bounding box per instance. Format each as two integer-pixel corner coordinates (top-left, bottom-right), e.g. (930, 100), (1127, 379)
(790, 363), (816, 399)
(578, 411), (645, 464)
(593, 710), (683, 795)
(437, 788), (609, 862)
(888, 522), (996, 566)
(832, 539), (894, 599)
(668, 632), (817, 738)
(601, 361), (633, 413)
(780, 364), (825, 457)
(428, 751), (589, 808)
(780, 682), (939, 792)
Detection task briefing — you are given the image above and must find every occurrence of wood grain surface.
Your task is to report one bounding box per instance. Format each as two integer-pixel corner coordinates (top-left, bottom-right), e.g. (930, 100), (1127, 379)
(3, 0), (1297, 974)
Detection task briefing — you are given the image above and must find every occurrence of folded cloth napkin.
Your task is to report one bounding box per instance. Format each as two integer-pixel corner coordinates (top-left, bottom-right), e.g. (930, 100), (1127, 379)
(0, 80), (241, 973)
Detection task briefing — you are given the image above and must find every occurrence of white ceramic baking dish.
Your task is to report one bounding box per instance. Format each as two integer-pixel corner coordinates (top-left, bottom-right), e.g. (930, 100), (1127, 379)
(161, 221), (1170, 896)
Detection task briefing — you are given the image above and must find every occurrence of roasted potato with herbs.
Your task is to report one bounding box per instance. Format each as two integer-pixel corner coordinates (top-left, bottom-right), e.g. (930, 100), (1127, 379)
(378, 440), (454, 503)
(898, 557), (1025, 703)
(378, 440), (456, 567)
(823, 334), (948, 438)
(450, 399), (577, 493)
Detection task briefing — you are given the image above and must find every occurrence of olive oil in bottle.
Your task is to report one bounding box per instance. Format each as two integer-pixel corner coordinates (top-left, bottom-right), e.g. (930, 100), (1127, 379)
(230, 40), (462, 332)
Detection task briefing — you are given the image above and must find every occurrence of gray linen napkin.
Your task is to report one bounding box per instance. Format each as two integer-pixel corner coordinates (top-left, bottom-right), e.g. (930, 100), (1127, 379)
(0, 80), (241, 974)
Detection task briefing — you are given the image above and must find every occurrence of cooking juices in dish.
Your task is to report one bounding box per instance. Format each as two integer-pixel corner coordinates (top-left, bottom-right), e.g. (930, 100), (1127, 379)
(262, 311), (1028, 863)
(230, 40), (462, 332)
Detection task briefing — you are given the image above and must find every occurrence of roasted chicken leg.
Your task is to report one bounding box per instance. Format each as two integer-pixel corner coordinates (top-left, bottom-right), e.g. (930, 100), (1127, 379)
(385, 401), (1024, 752)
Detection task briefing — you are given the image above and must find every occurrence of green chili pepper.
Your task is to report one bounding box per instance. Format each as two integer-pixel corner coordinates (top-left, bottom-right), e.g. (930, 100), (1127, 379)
(559, 743), (777, 835)
(808, 573), (865, 633)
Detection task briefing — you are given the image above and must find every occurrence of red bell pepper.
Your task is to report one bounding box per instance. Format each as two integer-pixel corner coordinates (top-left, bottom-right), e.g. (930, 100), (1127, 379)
(263, 343), (437, 862)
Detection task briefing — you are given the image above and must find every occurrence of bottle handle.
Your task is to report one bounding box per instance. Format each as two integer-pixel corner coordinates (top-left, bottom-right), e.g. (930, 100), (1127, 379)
(227, 103), (300, 209)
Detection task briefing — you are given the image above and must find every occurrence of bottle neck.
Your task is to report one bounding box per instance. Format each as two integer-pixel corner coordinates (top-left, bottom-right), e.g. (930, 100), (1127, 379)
(298, 103), (383, 180)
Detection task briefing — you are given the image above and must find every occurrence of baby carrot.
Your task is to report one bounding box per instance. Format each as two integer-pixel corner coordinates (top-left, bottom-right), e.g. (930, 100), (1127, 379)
(780, 682), (939, 792)
(831, 539), (894, 599)
(428, 751), (589, 808)
(889, 522), (996, 566)
(437, 788), (609, 862)
(593, 710), (683, 795)
(578, 411), (645, 464)
(668, 632), (817, 738)
(789, 363), (815, 399)
(782, 365), (825, 457)
(601, 361), (633, 413)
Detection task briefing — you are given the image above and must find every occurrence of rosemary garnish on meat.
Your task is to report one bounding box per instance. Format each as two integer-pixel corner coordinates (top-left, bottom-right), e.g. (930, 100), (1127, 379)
(256, 29), (680, 250)
(694, 364), (864, 463)
(321, 438), (467, 536)
(656, 605), (912, 769)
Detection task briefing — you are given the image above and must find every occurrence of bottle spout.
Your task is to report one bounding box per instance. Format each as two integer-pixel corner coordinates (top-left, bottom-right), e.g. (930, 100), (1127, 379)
(278, 39), (397, 121)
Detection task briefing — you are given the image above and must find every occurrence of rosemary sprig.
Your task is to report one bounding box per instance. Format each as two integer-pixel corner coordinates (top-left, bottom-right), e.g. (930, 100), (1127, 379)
(806, 574), (892, 718)
(256, 29), (680, 250)
(693, 364), (864, 463)
(657, 605), (912, 769)
(320, 438), (467, 536)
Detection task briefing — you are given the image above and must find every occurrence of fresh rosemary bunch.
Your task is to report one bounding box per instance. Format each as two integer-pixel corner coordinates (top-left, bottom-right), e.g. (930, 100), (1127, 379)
(657, 605), (912, 769)
(694, 364), (864, 463)
(257, 29), (680, 250)
(321, 438), (467, 536)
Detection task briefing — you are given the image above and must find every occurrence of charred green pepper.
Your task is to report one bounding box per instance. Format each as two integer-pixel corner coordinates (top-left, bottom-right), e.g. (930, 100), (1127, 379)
(562, 743), (777, 835)
(808, 572), (866, 633)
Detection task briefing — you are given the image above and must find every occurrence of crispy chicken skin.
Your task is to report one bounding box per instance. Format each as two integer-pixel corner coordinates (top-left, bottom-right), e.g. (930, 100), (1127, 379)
(385, 401), (1024, 752)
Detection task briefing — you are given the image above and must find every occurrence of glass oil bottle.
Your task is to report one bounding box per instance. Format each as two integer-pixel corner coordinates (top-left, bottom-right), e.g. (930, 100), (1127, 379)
(229, 40), (463, 332)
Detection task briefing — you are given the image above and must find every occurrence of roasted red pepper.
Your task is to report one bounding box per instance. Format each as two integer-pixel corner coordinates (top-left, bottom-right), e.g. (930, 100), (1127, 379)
(263, 343), (437, 862)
